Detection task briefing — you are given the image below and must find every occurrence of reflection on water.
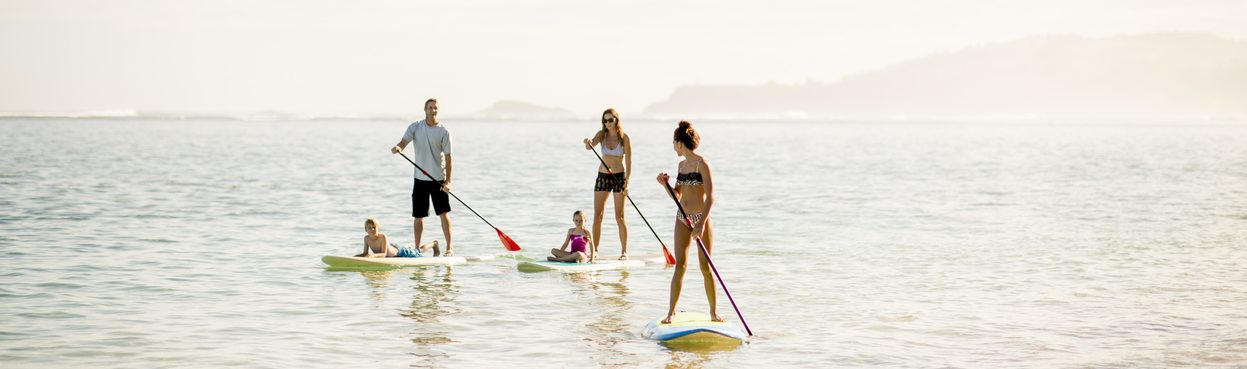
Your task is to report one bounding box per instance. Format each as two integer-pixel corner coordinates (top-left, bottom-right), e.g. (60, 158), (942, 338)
(341, 266), (461, 367)
(402, 266), (460, 323)
(569, 271), (644, 368)
(401, 266), (460, 368)
(358, 270), (399, 302)
(663, 350), (721, 369)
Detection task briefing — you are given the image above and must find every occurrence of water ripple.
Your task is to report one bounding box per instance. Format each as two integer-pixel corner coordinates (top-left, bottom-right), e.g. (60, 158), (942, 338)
(1, 119), (1245, 368)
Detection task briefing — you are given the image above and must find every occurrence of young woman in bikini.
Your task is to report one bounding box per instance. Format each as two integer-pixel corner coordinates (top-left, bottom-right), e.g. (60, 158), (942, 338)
(656, 120), (721, 324)
(582, 108), (632, 262)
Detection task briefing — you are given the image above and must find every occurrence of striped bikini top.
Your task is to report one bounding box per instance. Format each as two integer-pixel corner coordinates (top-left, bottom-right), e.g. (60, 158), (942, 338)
(675, 161), (703, 187)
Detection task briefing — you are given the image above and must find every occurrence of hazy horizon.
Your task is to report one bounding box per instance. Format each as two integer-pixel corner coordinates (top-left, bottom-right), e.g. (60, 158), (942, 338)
(3, 0), (1246, 118)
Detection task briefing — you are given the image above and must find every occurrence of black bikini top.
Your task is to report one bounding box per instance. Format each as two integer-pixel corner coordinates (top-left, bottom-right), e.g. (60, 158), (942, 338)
(675, 161), (703, 187)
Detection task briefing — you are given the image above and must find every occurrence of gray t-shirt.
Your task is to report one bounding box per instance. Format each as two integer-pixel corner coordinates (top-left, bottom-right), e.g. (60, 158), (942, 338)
(401, 120), (453, 181)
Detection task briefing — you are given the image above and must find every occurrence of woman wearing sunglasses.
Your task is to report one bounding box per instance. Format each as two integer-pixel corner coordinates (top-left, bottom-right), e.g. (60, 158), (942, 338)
(582, 108), (632, 262)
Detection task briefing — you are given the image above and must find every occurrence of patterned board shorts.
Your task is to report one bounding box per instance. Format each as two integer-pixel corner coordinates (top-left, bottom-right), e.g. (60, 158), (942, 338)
(594, 172), (626, 193)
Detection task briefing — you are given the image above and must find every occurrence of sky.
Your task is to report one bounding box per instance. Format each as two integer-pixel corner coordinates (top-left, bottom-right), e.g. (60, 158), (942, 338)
(1, 0), (1245, 117)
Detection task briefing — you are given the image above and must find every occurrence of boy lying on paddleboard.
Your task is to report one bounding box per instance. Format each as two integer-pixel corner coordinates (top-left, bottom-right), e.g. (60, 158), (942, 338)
(355, 218), (440, 257)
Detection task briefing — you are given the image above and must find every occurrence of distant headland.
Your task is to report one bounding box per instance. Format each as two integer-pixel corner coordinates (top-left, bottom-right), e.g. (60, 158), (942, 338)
(643, 33), (1247, 119)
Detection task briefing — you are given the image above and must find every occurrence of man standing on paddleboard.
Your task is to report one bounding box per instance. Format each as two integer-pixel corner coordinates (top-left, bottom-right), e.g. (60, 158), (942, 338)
(392, 98), (456, 256)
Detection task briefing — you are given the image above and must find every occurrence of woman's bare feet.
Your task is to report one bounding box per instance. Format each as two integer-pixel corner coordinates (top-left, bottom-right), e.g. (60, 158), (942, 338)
(710, 312), (725, 322)
(618, 253), (628, 260)
(444, 248), (454, 257)
(661, 313), (676, 324)
(547, 256), (557, 261)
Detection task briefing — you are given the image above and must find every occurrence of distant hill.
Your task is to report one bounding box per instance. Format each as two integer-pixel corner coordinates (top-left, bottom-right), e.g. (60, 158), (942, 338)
(644, 33), (1247, 118)
(470, 100), (576, 120)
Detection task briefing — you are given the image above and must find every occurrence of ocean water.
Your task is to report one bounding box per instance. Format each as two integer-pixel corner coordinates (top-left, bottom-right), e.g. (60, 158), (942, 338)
(1, 118), (1245, 368)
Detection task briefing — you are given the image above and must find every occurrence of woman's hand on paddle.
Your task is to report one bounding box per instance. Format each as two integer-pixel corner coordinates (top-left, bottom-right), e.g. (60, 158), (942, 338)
(657, 172), (669, 185)
(583, 138), (593, 150)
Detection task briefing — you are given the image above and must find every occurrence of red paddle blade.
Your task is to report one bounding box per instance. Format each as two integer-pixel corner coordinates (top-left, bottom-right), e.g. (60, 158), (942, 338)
(661, 246), (676, 265)
(496, 229), (521, 251)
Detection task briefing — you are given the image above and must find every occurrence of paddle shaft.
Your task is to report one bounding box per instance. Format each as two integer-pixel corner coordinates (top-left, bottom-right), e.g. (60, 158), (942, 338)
(398, 152), (498, 230)
(589, 147), (674, 263)
(662, 181), (753, 336)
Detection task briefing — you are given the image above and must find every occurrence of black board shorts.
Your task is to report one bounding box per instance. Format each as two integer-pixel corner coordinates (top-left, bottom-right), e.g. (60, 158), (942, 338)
(413, 179), (451, 218)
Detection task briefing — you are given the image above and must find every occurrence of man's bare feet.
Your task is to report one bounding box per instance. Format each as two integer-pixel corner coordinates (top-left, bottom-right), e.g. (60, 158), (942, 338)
(547, 256), (557, 261)
(444, 248), (454, 257)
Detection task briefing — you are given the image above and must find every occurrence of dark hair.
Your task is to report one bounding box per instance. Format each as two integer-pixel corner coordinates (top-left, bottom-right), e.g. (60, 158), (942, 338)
(572, 210), (583, 217)
(425, 98), (438, 109)
(673, 120), (699, 150)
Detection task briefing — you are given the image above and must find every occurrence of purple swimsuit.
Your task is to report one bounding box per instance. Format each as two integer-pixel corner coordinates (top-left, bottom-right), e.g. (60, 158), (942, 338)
(569, 234), (588, 254)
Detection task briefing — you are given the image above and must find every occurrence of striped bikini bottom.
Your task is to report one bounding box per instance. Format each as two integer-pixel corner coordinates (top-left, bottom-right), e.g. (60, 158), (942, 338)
(677, 212), (704, 225)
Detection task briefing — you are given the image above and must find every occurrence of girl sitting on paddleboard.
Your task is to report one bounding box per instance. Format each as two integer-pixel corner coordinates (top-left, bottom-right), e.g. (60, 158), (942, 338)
(547, 210), (595, 263)
(355, 218), (440, 258)
(657, 121), (722, 324)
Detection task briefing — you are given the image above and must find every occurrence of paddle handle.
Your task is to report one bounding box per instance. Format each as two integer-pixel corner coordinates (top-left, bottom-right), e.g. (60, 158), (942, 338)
(398, 152), (496, 230)
(662, 180), (753, 336)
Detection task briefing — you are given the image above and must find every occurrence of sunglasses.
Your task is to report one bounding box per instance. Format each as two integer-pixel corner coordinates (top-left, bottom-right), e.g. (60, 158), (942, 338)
(603, 118), (617, 123)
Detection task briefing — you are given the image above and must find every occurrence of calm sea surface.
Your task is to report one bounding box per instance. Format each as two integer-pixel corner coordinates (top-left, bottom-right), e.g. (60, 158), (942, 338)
(1, 118), (1245, 368)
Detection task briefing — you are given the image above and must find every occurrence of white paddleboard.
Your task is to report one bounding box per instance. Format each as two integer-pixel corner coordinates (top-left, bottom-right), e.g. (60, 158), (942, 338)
(516, 259), (645, 272)
(322, 255), (466, 268)
(642, 312), (746, 350)
(463, 254), (496, 262)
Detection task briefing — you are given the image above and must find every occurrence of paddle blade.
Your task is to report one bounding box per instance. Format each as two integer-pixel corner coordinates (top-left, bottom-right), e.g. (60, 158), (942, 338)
(496, 229), (522, 251)
(662, 245), (676, 265)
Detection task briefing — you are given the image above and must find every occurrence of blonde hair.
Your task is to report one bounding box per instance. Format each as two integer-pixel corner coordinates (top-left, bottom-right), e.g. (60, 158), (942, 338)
(364, 218), (379, 228)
